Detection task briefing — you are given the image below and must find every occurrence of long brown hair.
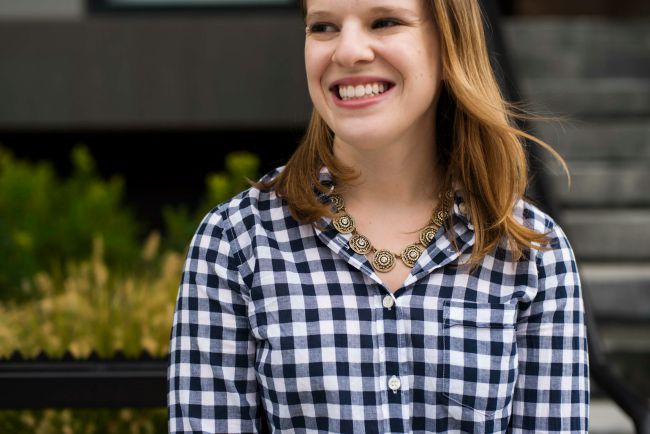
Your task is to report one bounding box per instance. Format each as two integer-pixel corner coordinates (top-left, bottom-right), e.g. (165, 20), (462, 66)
(260, 0), (568, 265)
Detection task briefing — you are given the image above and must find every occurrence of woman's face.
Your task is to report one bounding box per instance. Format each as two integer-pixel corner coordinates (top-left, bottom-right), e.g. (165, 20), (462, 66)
(304, 0), (443, 151)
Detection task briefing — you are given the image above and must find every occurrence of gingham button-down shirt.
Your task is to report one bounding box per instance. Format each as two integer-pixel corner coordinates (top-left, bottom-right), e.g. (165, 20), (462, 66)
(168, 167), (589, 433)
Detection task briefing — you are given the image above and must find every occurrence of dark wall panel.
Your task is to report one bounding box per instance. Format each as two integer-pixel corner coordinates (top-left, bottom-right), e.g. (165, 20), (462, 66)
(0, 13), (312, 129)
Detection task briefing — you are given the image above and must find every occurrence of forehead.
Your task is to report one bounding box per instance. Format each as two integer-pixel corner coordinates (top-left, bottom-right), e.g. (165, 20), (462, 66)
(304, 0), (425, 17)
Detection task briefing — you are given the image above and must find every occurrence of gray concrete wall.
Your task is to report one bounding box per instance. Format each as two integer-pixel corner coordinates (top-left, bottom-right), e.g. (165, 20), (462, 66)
(0, 0), (83, 19)
(0, 13), (312, 129)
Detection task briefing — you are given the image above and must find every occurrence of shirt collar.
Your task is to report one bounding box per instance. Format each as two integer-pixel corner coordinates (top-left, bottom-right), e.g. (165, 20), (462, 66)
(313, 166), (476, 289)
(318, 165), (334, 184)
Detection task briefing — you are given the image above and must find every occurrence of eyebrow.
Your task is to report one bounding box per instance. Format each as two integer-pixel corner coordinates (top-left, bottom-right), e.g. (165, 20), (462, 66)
(305, 6), (420, 22)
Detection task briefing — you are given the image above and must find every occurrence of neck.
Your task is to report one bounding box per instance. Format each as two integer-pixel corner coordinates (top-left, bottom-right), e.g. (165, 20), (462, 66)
(333, 136), (441, 208)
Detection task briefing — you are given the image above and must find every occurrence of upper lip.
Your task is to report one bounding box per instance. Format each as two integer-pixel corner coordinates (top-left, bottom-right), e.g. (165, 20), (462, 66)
(329, 75), (395, 90)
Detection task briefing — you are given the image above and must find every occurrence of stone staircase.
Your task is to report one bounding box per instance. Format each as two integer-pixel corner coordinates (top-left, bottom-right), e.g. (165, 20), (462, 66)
(504, 17), (650, 433)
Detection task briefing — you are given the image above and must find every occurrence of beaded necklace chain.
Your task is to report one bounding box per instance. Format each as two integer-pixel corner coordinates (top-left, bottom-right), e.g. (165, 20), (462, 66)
(329, 190), (454, 273)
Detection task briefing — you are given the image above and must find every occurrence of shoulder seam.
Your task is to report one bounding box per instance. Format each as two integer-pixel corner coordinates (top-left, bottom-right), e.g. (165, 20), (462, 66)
(220, 205), (247, 269)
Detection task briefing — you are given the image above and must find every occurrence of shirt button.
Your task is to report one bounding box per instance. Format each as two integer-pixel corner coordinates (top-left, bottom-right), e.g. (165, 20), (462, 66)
(388, 375), (401, 392)
(382, 295), (394, 309)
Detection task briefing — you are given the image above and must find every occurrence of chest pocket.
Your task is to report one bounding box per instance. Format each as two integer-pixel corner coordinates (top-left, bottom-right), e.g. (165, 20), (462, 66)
(442, 300), (518, 420)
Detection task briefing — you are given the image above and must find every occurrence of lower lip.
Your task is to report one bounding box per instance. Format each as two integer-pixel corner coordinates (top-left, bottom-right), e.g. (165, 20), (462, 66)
(330, 86), (394, 109)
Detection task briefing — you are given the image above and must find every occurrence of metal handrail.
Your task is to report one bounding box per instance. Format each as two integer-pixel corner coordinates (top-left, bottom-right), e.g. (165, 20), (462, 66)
(480, 1), (650, 433)
(0, 351), (166, 409)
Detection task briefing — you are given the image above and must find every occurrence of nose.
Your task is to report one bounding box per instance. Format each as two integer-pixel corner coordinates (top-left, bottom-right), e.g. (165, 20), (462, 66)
(331, 23), (375, 67)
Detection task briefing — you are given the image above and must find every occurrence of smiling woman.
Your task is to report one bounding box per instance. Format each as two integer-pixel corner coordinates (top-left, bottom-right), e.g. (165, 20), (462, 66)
(167, 1), (589, 433)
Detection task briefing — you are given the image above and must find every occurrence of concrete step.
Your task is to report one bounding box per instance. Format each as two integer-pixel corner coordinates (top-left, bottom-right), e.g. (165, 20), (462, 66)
(598, 325), (650, 399)
(504, 18), (650, 79)
(601, 323), (650, 352)
(521, 78), (650, 118)
(589, 399), (635, 434)
(594, 325), (650, 403)
(550, 161), (650, 207)
(562, 209), (650, 260)
(533, 120), (650, 161)
(582, 263), (650, 321)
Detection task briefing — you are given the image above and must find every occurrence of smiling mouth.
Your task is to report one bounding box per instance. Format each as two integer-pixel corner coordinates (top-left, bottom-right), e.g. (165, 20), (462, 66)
(330, 82), (394, 101)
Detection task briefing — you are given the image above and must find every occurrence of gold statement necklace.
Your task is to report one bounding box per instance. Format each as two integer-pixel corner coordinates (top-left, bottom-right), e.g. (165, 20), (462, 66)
(329, 190), (454, 273)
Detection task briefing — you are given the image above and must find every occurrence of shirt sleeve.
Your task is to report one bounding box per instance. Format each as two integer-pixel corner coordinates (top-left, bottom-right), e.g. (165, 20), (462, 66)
(168, 209), (262, 433)
(509, 223), (590, 433)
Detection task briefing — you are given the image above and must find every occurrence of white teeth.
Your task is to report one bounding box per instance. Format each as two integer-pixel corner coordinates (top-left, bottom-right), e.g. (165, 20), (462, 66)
(338, 81), (390, 100)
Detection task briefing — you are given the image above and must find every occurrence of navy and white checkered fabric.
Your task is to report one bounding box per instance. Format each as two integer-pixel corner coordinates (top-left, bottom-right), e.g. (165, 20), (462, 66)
(168, 167), (589, 433)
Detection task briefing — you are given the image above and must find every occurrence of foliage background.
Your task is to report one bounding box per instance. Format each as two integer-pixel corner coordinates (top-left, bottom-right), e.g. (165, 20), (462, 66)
(0, 146), (260, 432)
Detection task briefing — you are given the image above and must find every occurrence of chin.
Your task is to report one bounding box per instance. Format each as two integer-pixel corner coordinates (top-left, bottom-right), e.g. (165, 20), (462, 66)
(331, 120), (399, 149)
(334, 130), (393, 151)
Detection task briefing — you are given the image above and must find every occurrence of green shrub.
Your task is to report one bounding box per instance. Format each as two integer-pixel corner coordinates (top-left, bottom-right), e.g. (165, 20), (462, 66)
(0, 146), (140, 301)
(0, 408), (166, 434)
(0, 147), (262, 431)
(162, 151), (260, 253)
(0, 149), (260, 356)
(0, 234), (181, 359)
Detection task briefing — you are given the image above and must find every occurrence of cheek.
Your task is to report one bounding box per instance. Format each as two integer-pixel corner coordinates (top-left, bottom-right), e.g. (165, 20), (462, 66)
(413, 46), (442, 84)
(304, 43), (328, 82)
(425, 35), (443, 75)
(304, 44), (332, 103)
(428, 57), (442, 86)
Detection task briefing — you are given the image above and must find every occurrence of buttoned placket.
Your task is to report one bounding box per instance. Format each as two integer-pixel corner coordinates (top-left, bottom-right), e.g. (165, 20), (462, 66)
(312, 189), (476, 434)
(311, 224), (409, 433)
(309, 235), (464, 434)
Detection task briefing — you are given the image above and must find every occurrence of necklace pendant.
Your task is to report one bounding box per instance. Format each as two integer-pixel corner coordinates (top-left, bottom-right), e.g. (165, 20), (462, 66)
(401, 243), (424, 268)
(349, 234), (372, 255)
(419, 225), (438, 246)
(329, 189), (453, 273)
(329, 194), (345, 212)
(333, 213), (355, 234)
(431, 209), (448, 226)
(372, 249), (396, 272)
